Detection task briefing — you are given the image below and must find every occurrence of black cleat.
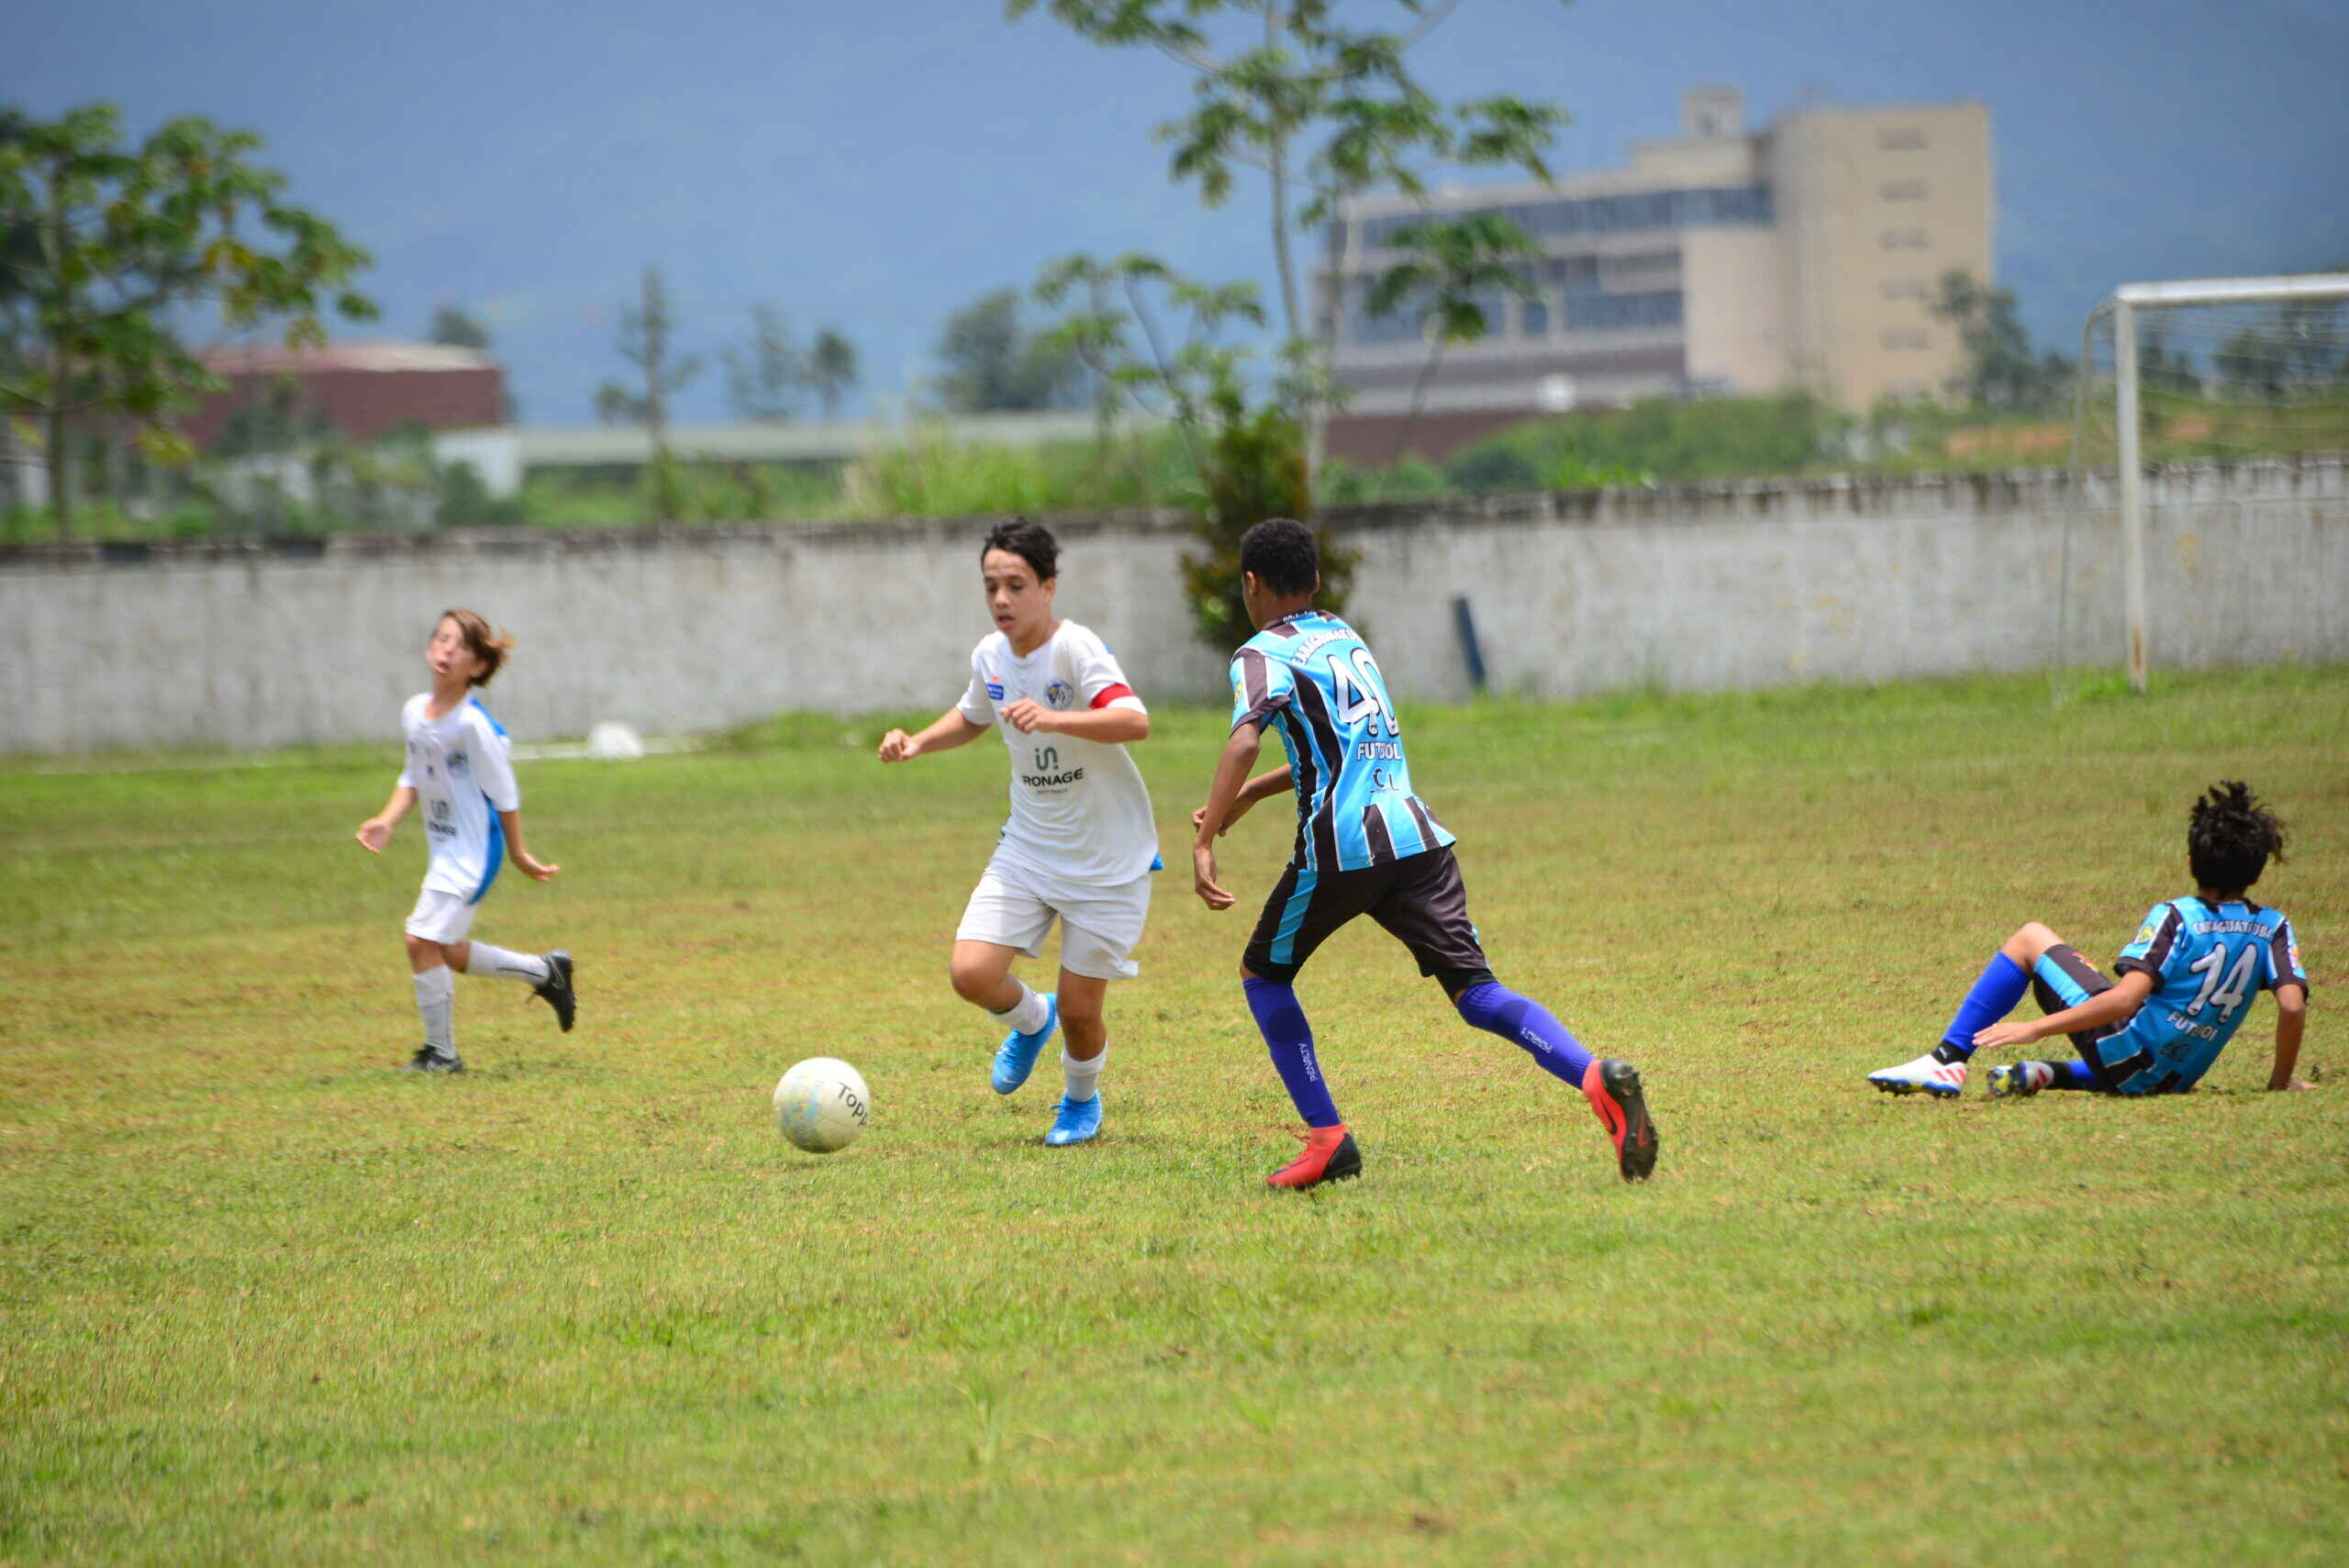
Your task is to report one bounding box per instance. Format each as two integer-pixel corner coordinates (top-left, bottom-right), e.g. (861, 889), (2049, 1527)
(533, 951), (575, 1032)
(1586, 1059), (1658, 1182)
(402, 1046), (464, 1073)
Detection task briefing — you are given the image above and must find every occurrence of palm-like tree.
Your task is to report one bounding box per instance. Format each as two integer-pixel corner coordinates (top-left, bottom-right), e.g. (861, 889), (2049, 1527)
(808, 328), (858, 422)
(1366, 215), (1541, 462)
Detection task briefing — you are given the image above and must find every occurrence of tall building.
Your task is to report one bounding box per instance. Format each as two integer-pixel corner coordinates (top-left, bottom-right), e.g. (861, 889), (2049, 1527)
(1319, 87), (1991, 448)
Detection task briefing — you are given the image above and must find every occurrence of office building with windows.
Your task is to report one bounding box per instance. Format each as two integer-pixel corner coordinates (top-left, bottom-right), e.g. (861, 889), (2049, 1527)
(1319, 87), (1991, 436)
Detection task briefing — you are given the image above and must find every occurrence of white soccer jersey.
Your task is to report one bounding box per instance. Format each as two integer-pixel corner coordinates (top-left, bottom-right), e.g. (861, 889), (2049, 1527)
(956, 621), (1157, 895)
(396, 693), (520, 903)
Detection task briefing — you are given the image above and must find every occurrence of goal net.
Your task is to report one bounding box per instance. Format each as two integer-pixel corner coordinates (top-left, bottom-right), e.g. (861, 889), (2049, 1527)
(2070, 272), (2349, 689)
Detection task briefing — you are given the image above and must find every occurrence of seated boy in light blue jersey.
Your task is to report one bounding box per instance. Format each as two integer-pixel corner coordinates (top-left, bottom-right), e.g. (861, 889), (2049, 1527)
(1870, 781), (2311, 1099)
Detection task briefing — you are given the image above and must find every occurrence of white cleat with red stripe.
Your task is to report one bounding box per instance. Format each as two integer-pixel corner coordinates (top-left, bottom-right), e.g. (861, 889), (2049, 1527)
(1868, 1052), (1967, 1097)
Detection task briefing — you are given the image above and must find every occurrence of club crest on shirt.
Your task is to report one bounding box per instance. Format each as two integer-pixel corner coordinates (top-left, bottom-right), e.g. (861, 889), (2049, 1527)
(2132, 921), (2158, 947)
(985, 679), (1006, 700)
(1045, 679), (1074, 709)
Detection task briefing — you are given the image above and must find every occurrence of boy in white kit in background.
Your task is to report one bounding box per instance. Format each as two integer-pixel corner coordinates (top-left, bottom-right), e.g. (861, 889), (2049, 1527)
(355, 608), (577, 1073)
(877, 519), (1159, 1146)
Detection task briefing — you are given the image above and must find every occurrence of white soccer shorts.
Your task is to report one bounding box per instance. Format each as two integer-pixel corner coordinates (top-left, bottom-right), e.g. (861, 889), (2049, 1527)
(954, 862), (1152, 981)
(404, 886), (480, 944)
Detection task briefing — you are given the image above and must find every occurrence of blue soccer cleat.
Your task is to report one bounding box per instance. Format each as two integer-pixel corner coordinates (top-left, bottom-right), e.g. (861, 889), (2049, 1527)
(1044, 1092), (1102, 1146)
(991, 992), (1058, 1095)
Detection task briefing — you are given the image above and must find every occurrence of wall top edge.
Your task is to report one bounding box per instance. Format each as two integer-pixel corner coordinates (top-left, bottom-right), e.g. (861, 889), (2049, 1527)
(3, 456), (2340, 573)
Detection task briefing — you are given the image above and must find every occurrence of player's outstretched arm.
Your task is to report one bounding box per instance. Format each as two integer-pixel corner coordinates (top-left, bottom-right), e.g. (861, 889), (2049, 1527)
(1190, 764), (1292, 838)
(1973, 971), (2154, 1052)
(355, 785), (417, 853)
(2267, 983), (2311, 1090)
(878, 709), (987, 762)
(999, 698), (1148, 742)
(1191, 723), (1264, 911)
(500, 809), (560, 882)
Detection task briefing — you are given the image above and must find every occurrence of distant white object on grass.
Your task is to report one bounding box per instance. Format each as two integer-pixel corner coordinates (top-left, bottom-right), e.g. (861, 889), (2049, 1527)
(586, 721), (645, 761)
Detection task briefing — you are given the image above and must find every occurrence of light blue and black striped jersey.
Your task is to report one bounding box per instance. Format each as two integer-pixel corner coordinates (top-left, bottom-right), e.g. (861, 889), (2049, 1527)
(1230, 610), (1455, 873)
(2099, 895), (2310, 1093)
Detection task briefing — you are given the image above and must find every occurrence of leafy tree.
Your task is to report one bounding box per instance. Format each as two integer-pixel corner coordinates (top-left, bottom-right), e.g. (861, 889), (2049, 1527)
(1035, 251), (1259, 465)
(807, 328), (858, 421)
(2137, 326), (2200, 399)
(1033, 250), (1353, 650)
(2211, 277), (2347, 400)
(1931, 269), (2071, 414)
(1006, 0), (1569, 486)
(592, 379), (643, 425)
(0, 103), (376, 534)
(603, 265), (700, 518)
(0, 111), (37, 511)
(722, 303), (803, 422)
(2212, 328), (2281, 402)
(1364, 213), (1540, 456)
(935, 288), (1085, 413)
(428, 305), (492, 350)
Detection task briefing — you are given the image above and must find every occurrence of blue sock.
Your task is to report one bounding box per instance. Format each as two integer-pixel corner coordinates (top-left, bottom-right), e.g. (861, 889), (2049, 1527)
(1934, 952), (2030, 1062)
(1453, 981), (1594, 1086)
(2045, 1060), (2101, 1091)
(1242, 977), (1340, 1129)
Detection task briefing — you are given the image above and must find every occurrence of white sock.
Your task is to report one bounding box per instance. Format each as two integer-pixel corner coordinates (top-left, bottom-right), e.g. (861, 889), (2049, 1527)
(413, 965), (456, 1056)
(1063, 1045), (1104, 1104)
(463, 943), (551, 984)
(987, 983), (1050, 1037)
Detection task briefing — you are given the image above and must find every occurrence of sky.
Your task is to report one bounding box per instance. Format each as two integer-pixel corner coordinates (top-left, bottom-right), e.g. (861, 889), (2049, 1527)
(12, 0), (2348, 426)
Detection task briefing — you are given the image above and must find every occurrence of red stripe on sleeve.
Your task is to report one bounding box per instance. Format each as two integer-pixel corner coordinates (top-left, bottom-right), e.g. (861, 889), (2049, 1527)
(1089, 683), (1136, 709)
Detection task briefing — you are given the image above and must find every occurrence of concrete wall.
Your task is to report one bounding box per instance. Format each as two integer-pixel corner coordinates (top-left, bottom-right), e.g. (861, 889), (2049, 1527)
(3, 459), (2343, 755)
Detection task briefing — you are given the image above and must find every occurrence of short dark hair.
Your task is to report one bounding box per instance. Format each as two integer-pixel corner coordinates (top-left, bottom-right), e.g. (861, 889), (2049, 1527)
(2188, 780), (2286, 893)
(980, 517), (1058, 582)
(1239, 517), (1318, 597)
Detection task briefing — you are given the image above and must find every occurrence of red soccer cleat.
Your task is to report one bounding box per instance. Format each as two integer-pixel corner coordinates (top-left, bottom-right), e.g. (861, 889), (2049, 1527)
(1582, 1059), (1659, 1182)
(1266, 1124), (1364, 1189)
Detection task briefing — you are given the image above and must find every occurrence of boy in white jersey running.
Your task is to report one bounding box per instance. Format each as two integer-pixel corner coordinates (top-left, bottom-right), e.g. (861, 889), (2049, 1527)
(355, 609), (576, 1073)
(877, 519), (1157, 1146)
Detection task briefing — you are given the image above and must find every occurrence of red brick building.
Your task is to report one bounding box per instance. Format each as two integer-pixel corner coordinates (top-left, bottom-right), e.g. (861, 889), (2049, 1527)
(185, 342), (505, 450)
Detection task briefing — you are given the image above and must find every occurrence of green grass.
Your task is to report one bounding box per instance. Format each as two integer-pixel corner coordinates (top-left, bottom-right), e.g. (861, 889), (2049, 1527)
(4, 668), (2346, 1563)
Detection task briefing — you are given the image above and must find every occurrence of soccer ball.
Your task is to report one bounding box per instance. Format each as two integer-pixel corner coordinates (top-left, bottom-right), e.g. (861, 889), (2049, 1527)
(772, 1057), (871, 1153)
(586, 721), (645, 761)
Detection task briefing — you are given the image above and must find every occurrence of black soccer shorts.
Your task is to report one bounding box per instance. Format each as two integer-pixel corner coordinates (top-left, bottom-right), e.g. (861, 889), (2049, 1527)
(1242, 844), (1492, 991)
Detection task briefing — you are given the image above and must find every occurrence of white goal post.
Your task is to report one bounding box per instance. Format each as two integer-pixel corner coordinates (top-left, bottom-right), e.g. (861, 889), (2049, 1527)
(2076, 272), (2349, 691)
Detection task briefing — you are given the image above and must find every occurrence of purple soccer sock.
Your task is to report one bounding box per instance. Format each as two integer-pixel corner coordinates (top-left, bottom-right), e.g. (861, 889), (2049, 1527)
(1453, 982), (1594, 1085)
(1935, 952), (2031, 1062)
(1243, 977), (1341, 1129)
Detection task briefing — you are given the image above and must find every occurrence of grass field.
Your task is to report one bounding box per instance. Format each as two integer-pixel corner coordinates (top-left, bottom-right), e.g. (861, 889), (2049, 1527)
(4, 668), (2345, 1564)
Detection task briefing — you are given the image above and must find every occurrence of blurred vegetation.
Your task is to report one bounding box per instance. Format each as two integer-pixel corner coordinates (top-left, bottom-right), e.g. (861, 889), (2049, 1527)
(7, 384), (2345, 548)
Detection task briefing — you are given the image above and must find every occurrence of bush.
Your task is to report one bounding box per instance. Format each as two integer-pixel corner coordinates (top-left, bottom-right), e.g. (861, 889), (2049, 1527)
(1176, 394), (1354, 653)
(1445, 394), (1833, 492)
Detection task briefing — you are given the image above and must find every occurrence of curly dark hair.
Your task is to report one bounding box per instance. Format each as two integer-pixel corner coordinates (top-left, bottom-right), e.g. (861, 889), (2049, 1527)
(2188, 780), (2287, 894)
(1238, 517), (1319, 597)
(980, 517), (1058, 582)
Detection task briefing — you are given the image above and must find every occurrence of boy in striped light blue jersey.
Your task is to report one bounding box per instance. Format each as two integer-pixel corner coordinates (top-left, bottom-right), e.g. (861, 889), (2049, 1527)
(1869, 781), (2311, 1098)
(1192, 518), (1659, 1188)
